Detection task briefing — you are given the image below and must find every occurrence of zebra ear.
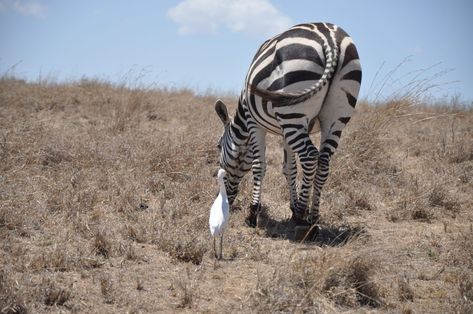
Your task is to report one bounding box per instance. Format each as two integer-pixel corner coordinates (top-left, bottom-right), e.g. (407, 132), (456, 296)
(215, 99), (230, 125)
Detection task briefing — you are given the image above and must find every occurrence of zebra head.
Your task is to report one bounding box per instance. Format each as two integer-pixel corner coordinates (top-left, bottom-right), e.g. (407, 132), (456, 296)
(214, 99), (251, 205)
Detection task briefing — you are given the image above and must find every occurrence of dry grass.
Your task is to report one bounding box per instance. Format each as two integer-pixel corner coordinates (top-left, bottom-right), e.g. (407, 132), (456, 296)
(1, 77), (472, 313)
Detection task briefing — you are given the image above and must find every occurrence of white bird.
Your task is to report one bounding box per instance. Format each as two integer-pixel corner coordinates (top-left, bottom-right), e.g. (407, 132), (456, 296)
(209, 168), (230, 260)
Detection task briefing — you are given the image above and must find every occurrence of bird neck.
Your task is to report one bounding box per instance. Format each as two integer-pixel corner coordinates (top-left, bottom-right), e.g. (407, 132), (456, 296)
(218, 179), (227, 199)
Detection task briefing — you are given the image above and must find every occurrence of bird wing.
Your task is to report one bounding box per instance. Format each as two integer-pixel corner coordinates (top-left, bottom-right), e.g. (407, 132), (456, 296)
(209, 195), (224, 236)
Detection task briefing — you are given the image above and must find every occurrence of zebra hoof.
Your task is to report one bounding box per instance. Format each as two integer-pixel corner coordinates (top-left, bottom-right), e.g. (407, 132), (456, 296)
(291, 204), (309, 226)
(245, 214), (257, 228)
(245, 203), (260, 228)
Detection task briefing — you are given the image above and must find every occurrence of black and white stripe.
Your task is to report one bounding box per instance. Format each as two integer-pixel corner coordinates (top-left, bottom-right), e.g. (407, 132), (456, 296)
(215, 22), (362, 226)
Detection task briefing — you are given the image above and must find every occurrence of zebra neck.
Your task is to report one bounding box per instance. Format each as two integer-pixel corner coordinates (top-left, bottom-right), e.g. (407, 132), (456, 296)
(229, 101), (250, 146)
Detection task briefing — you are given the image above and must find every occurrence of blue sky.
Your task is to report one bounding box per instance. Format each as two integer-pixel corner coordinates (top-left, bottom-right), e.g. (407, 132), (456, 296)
(1, 0), (472, 102)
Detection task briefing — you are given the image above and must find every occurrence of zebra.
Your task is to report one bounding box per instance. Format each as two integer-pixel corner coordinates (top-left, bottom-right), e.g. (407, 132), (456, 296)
(215, 22), (362, 227)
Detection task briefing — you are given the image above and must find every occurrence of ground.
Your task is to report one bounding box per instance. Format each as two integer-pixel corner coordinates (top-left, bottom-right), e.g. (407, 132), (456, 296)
(1, 78), (472, 313)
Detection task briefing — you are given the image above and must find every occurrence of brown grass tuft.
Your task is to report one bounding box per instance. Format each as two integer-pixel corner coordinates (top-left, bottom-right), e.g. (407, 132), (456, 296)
(428, 185), (460, 215)
(0, 271), (27, 314)
(43, 279), (72, 306)
(100, 275), (114, 304)
(165, 238), (207, 265)
(93, 232), (112, 258)
(457, 273), (473, 314)
(398, 276), (414, 301)
(175, 280), (194, 309)
(322, 255), (383, 308)
(251, 249), (382, 311)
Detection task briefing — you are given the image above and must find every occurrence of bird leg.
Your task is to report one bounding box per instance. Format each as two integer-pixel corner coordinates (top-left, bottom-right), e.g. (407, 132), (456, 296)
(219, 232), (224, 260)
(213, 236), (218, 259)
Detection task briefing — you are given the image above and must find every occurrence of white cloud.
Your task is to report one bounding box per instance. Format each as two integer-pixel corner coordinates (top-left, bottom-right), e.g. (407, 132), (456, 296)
(0, 0), (46, 18)
(167, 0), (292, 37)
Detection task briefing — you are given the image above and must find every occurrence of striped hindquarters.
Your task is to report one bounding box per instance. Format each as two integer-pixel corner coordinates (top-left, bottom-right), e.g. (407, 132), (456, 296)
(246, 22), (360, 107)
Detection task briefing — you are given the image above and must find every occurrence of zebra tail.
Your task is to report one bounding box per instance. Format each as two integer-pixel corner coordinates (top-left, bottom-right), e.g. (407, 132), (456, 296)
(249, 43), (339, 107)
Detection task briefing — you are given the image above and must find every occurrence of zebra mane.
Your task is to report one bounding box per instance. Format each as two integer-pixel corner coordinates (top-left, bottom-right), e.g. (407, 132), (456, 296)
(248, 43), (339, 107)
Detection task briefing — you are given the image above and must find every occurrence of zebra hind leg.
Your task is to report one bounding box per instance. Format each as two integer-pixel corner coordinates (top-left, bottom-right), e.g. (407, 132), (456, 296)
(309, 118), (348, 224)
(281, 129), (318, 226)
(309, 151), (330, 224)
(282, 142), (298, 216)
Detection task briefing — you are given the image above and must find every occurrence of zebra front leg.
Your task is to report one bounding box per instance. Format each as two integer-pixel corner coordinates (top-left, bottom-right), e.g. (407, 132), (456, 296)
(245, 128), (266, 228)
(283, 142), (298, 215)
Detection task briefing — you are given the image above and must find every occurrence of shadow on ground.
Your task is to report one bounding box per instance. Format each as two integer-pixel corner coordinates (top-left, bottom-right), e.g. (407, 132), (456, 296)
(257, 205), (365, 246)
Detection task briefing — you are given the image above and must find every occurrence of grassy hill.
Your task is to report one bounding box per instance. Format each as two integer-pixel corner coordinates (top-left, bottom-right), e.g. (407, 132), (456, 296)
(1, 78), (472, 313)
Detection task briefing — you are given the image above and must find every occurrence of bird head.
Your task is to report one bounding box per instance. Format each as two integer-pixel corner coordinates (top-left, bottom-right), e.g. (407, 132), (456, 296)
(217, 168), (226, 180)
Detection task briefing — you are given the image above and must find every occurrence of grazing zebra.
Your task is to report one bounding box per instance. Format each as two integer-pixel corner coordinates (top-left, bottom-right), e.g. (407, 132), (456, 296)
(215, 22), (362, 227)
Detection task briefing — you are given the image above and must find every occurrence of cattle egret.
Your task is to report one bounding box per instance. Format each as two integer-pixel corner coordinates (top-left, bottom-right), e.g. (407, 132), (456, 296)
(209, 169), (230, 260)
